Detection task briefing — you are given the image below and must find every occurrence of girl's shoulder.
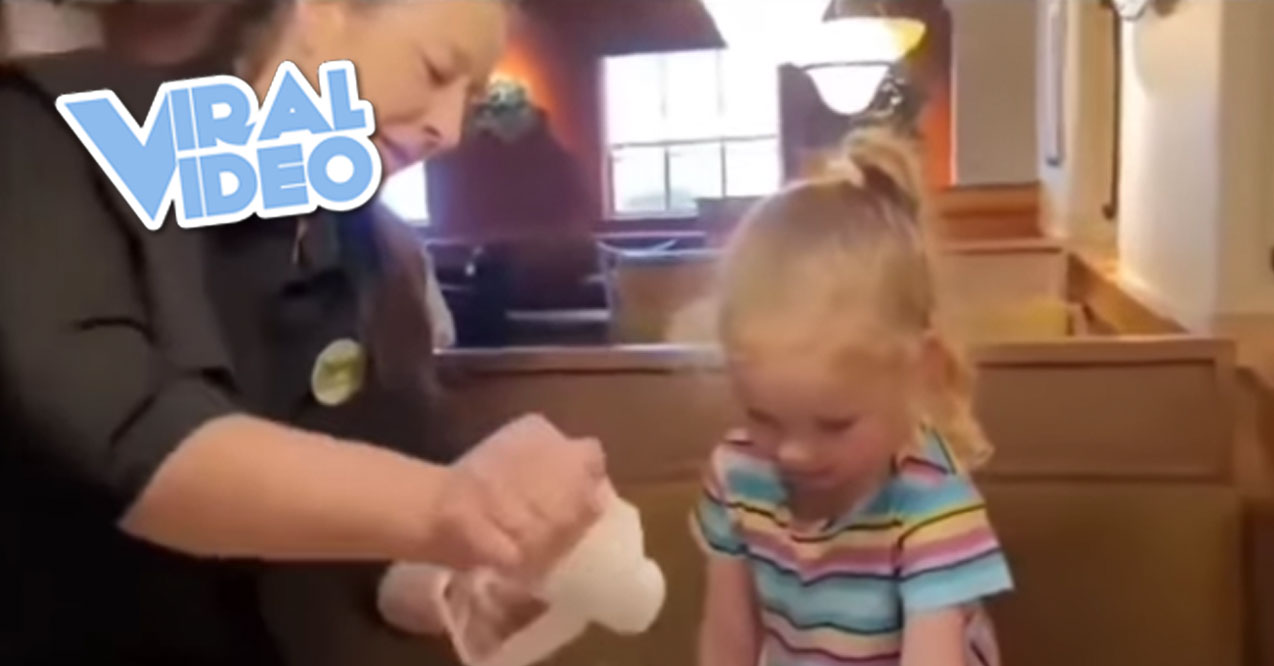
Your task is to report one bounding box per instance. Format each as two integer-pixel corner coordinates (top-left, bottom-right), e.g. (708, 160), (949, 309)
(895, 429), (963, 482)
(888, 430), (987, 519)
(702, 430), (785, 506)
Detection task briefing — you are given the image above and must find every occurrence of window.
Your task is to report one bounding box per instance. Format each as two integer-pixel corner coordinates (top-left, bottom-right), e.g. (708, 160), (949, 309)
(376, 161), (430, 227)
(603, 49), (781, 217)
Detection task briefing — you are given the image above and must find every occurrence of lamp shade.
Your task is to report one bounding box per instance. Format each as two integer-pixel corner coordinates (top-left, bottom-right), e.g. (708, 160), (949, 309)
(797, 0), (928, 116)
(824, 0), (928, 59)
(787, 16), (921, 67)
(804, 64), (890, 115)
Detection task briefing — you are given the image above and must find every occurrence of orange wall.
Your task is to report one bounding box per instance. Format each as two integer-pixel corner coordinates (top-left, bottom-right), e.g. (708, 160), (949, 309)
(492, 10), (603, 213)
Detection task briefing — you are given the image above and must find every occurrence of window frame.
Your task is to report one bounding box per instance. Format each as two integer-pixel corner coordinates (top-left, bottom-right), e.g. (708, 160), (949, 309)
(601, 48), (781, 221)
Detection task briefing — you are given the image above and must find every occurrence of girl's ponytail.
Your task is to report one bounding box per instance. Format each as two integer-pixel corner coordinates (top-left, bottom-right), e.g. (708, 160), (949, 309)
(808, 126), (931, 235)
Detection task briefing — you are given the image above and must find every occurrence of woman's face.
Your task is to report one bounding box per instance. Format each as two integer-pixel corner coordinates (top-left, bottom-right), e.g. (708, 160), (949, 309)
(272, 1), (508, 174)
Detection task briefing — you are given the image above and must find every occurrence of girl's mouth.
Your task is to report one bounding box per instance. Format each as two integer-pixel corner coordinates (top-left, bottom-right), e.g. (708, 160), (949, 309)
(781, 468), (839, 489)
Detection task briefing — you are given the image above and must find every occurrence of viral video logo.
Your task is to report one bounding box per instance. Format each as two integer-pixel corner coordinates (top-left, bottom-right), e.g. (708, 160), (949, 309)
(56, 60), (382, 231)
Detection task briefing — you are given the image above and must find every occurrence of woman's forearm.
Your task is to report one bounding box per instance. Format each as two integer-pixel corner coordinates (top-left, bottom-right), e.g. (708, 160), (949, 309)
(119, 414), (444, 562)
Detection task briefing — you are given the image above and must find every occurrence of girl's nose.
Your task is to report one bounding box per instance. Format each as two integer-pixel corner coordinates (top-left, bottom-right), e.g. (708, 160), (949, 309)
(776, 438), (817, 471)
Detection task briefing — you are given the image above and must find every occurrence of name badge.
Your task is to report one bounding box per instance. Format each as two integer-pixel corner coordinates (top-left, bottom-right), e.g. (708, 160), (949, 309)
(311, 338), (367, 407)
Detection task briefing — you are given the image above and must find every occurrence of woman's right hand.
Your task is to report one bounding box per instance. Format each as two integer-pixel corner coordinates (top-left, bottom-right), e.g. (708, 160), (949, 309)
(417, 414), (607, 574)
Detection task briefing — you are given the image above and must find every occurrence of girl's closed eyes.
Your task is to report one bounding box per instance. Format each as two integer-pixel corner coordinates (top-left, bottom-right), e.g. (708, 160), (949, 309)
(815, 416), (857, 435)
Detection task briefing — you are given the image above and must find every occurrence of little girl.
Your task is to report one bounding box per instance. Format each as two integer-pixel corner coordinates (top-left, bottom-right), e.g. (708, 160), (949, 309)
(692, 128), (1013, 666)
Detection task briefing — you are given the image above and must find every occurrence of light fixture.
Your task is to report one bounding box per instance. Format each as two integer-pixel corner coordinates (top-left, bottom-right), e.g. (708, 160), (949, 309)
(802, 65), (891, 116)
(698, 0), (928, 116)
(787, 15), (918, 68)
(794, 1), (929, 115)
(823, 0), (928, 58)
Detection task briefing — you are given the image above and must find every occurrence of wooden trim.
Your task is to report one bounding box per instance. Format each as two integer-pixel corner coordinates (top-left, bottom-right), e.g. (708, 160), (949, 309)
(943, 238), (1063, 255)
(1248, 497), (1274, 666)
(438, 345), (723, 376)
(1237, 368), (1274, 495)
(1066, 253), (1185, 334)
(620, 467), (1246, 487)
(438, 337), (1235, 376)
(937, 182), (1042, 242)
(974, 337), (1234, 366)
(937, 214), (1041, 242)
(937, 182), (1041, 216)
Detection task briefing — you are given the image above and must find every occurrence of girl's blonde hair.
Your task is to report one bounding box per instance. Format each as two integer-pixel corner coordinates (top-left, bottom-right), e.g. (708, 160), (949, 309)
(717, 127), (991, 470)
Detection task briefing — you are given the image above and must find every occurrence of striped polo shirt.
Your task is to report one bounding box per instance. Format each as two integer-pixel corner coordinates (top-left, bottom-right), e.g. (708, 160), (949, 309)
(692, 430), (1013, 666)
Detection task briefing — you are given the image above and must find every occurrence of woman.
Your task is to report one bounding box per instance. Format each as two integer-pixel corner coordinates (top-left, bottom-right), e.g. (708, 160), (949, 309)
(0, 2), (599, 664)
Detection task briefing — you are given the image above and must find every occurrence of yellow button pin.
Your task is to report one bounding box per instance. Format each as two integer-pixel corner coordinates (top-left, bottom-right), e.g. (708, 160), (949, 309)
(311, 338), (367, 407)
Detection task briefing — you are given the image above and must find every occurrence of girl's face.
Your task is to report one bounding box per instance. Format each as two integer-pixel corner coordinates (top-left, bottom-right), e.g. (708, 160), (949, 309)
(730, 353), (920, 501)
(267, 1), (509, 174)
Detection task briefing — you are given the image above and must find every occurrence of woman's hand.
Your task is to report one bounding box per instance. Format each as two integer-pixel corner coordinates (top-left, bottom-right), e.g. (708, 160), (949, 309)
(416, 414), (607, 574)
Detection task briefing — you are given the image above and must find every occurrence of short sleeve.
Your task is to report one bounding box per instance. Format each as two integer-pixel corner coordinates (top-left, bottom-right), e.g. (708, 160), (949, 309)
(690, 446), (747, 558)
(897, 475), (1013, 614)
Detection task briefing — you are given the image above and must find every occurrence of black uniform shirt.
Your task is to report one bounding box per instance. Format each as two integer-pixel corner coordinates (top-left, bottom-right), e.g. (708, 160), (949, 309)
(0, 51), (447, 666)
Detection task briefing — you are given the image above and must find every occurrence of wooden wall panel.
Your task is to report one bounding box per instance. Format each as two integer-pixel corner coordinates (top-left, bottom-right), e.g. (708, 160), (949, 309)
(1251, 498), (1274, 666)
(985, 482), (1243, 666)
(439, 339), (1236, 483)
(976, 360), (1231, 481)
